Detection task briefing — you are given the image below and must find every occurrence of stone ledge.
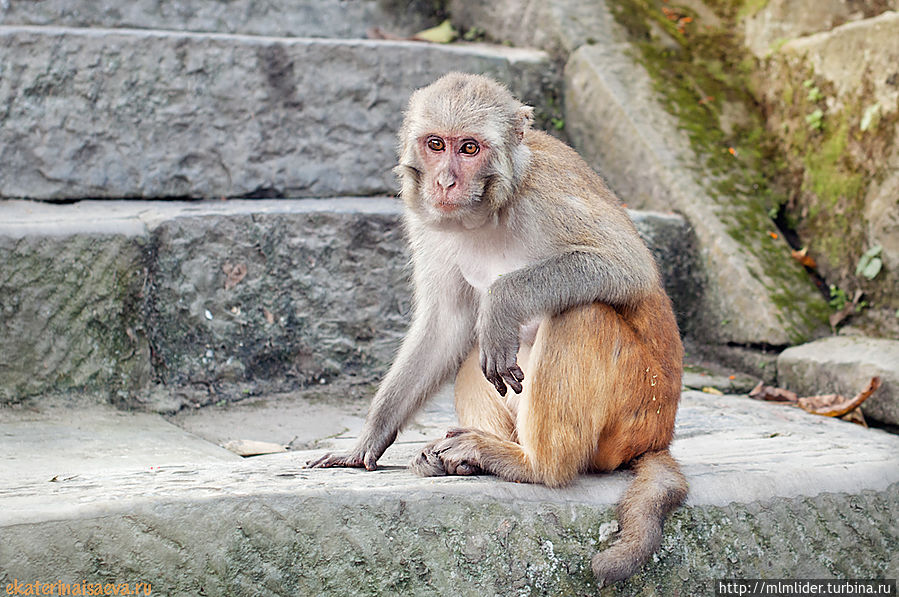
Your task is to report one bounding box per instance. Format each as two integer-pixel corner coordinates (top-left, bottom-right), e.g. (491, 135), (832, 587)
(0, 26), (555, 200)
(0, 0), (439, 39)
(1, 391), (897, 593)
(778, 336), (899, 426)
(0, 199), (696, 406)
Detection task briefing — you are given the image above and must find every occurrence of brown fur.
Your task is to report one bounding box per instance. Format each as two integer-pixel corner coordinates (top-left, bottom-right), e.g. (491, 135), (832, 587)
(412, 291), (687, 585)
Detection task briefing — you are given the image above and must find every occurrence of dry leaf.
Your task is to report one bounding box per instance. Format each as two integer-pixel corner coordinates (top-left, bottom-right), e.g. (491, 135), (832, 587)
(701, 386), (724, 395)
(222, 262), (248, 290)
(797, 377), (881, 417)
(840, 407), (867, 427)
(749, 381), (798, 403)
(222, 439), (287, 457)
(412, 20), (458, 43)
(829, 288), (864, 330)
(262, 307), (275, 324)
(791, 247), (817, 269)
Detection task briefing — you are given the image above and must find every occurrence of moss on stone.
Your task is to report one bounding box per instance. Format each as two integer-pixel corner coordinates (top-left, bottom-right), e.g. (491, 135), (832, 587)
(610, 0), (830, 342)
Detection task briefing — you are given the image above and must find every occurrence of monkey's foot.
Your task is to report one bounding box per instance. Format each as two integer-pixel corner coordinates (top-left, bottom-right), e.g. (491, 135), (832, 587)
(409, 429), (483, 477)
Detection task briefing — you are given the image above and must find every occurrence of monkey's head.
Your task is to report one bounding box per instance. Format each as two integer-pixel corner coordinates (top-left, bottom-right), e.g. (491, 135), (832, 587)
(396, 72), (534, 224)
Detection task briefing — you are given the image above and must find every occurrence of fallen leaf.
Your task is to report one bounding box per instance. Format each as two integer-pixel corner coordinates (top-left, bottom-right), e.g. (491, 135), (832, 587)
(828, 288), (864, 330)
(222, 439), (288, 457)
(749, 381), (798, 403)
(768, 231), (778, 239)
(702, 386), (724, 395)
(412, 20), (458, 43)
(840, 407), (867, 427)
(791, 247), (817, 269)
(222, 261), (248, 290)
(262, 307), (275, 324)
(797, 377), (881, 417)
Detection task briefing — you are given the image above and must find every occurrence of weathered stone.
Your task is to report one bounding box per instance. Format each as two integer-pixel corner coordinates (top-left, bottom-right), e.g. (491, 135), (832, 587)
(0, 26), (555, 200)
(145, 199), (412, 404)
(742, 0), (899, 57)
(0, 400), (240, 482)
(777, 335), (899, 426)
(779, 11), (899, 112)
(2, 390), (897, 593)
(0, 231), (150, 404)
(0, 0), (441, 39)
(564, 43), (828, 346)
(448, 0), (625, 58)
(0, 199), (697, 407)
(758, 12), (899, 323)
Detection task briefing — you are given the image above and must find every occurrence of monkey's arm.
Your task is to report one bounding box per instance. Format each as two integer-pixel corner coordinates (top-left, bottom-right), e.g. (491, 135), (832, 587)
(478, 247), (657, 395)
(308, 267), (476, 470)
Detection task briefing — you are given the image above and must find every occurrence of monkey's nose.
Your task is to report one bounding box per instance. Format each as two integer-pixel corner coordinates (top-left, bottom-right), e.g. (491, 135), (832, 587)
(437, 173), (456, 189)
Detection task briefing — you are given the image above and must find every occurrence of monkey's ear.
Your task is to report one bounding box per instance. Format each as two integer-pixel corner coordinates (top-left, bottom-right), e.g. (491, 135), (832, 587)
(514, 106), (535, 141)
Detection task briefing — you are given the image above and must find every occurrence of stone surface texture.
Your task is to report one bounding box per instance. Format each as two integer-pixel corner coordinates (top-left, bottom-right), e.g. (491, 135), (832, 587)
(0, 233), (150, 404)
(0, 26), (555, 200)
(2, 390), (898, 594)
(777, 336), (899, 426)
(448, 0), (626, 58)
(564, 44), (826, 346)
(0, 0), (440, 39)
(0, 199), (697, 408)
(742, 0), (899, 57)
(760, 11), (899, 320)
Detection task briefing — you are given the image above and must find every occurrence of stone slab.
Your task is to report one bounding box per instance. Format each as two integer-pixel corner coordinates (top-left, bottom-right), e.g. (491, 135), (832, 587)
(0, 199), (696, 407)
(0, 401), (240, 486)
(743, 0), (899, 58)
(448, 0), (626, 58)
(777, 336), (899, 426)
(0, 26), (555, 200)
(1, 391), (897, 593)
(564, 42), (828, 346)
(0, 0), (439, 39)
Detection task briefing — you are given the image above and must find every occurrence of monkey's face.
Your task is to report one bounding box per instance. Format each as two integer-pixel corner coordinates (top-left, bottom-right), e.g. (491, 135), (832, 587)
(416, 133), (491, 217)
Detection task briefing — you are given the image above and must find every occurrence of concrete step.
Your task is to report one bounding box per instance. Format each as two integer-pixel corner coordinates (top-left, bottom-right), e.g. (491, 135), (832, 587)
(0, 26), (556, 200)
(0, 199), (697, 407)
(2, 389), (897, 593)
(0, 0), (440, 39)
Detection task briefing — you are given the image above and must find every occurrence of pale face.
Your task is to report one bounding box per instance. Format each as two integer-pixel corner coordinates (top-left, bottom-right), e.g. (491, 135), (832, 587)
(417, 133), (491, 216)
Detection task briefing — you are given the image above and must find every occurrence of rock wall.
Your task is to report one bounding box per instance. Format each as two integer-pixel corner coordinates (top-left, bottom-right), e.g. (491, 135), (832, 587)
(753, 10), (899, 334)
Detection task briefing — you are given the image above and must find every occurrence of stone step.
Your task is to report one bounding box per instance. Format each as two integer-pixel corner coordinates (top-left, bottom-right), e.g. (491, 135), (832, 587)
(0, 26), (555, 200)
(2, 389), (897, 593)
(778, 336), (899, 427)
(0, 199), (697, 407)
(0, 0), (439, 39)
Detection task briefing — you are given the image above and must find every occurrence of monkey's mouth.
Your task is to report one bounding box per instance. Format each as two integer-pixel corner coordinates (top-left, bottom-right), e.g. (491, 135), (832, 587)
(435, 200), (462, 213)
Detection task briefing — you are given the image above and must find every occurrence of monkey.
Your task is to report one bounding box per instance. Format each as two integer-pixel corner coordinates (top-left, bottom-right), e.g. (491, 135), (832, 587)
(308, 72), (687, 586)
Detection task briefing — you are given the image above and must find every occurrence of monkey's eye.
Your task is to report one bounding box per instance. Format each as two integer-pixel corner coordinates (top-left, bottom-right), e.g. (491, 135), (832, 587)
(427, 137), (445, 152)
(460, 141), (480, 155)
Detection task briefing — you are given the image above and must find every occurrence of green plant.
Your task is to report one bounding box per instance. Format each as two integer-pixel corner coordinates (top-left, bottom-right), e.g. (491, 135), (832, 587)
(855, 245), (883, 280)
(805, 109), (823, 131)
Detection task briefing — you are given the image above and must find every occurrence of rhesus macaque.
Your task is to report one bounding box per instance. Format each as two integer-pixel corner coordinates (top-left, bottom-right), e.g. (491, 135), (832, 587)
(309, 72), (687, 585)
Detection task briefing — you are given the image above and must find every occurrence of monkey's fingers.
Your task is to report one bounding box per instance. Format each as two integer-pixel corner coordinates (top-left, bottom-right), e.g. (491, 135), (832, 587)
(480, 353), (511, 396)
(305, 452), (365, 469)
(502, 364), (525, 394)
(363, 452), (379, 471)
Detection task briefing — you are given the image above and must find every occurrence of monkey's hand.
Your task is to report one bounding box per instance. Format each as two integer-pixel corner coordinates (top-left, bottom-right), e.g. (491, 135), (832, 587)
(477, 299), (524, 396)
(306, 428), (397, 471)
(305, 449), (374, 470)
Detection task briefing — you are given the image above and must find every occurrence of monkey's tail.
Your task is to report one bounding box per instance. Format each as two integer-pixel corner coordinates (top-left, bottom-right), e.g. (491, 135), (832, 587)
(591, 449), (687, 586)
